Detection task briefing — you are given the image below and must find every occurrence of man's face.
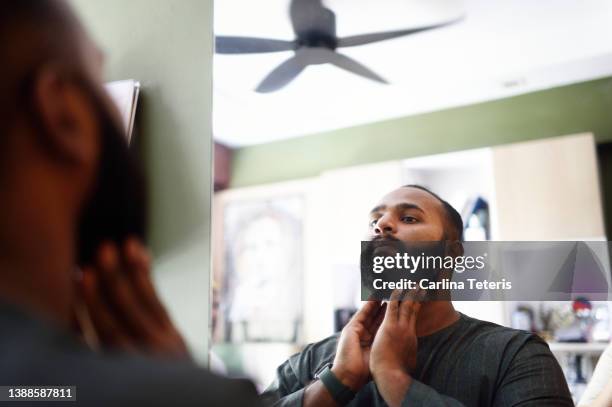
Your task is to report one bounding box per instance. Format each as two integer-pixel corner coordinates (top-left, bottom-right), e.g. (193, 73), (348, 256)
(368, 187), (447, 243)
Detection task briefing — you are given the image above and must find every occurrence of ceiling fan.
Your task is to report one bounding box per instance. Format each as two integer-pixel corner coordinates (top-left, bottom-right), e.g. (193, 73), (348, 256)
(216, 0), (462, 93)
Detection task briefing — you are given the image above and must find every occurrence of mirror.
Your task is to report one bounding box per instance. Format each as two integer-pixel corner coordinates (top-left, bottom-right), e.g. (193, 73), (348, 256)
(211, 0), (612, 402)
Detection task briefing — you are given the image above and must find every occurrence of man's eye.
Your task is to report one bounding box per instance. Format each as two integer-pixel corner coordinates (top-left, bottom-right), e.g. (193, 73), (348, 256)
(369, 219), (379, 227)
(401, 216), (417, 224)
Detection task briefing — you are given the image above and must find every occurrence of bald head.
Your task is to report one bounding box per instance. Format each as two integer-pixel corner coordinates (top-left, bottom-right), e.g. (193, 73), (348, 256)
(0, 0), (88, 135)
(368, 185), (464, 243)
(402, 185), (464, 241)
(0, 0), (83, 70)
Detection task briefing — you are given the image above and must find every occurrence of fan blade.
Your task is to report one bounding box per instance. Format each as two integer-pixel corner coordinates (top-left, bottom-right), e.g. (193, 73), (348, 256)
(215, 36), (296, 54)
(338, 18), (462, 48)
(255, 52), (309, 93)
(290, 0), (336, 40)
(324, 50), (388, 84)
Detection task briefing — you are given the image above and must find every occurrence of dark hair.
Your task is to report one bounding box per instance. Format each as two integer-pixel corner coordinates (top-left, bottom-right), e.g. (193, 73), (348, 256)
(403, 184), (464, 241)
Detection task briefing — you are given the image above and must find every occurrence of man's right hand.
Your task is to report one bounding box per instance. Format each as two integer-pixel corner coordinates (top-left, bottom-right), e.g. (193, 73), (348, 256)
(331, 301), (386, 391)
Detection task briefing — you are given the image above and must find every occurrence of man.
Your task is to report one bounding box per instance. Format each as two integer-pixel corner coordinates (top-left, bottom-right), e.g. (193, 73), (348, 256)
(262, 185), (573, 406)
(0, 1), (259, 405)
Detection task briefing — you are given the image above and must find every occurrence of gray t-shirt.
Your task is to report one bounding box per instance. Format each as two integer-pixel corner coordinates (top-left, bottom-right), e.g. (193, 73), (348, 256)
(0, 302), (260, 407)
(262, 313), (573, 406)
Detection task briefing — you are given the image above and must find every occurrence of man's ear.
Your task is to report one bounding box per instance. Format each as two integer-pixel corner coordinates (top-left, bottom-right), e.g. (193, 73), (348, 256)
(31, 65), (98, 166)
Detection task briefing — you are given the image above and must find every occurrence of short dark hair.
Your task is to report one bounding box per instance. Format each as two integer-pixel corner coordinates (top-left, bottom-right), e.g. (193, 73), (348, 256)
(403, 184), (464, 241)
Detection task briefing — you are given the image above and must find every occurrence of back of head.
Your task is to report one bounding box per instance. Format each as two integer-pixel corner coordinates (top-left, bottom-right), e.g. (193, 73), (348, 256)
(0, 0), (83, 145)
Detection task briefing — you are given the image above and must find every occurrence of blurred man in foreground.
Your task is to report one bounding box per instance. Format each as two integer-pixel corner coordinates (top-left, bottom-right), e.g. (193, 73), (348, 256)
(263, 185), (573, 406)
(0, 1), (259, 405)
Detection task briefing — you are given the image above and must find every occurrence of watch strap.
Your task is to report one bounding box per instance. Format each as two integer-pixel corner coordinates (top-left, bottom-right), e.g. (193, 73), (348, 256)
(317, 365), (357, 405)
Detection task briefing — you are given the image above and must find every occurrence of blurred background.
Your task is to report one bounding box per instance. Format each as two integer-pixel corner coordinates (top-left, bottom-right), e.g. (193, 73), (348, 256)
(211, 0), (612, 403)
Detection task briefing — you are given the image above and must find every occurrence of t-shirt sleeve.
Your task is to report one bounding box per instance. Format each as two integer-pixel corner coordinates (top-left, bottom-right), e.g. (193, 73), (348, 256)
(260, 336), (337, 407)
(260, 356), (306, 407)
(492, 335), (574, 406)
(401, 379), (467, 406)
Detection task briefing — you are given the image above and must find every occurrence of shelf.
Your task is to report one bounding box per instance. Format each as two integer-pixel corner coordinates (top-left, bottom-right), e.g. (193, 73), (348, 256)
(548, 342), (609, 354)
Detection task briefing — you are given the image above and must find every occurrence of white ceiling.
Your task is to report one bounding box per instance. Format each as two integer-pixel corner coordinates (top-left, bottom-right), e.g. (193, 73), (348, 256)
(213, 0), (612, 147)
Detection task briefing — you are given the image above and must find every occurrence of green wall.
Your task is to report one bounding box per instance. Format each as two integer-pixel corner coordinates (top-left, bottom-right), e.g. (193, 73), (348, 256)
(231, 77), (612, 187)
(71, 0), (213, 362)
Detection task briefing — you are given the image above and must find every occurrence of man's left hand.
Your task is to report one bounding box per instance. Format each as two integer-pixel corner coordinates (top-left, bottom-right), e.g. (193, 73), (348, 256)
(369, 290), (422, 407)
(76, 238), (190, 359)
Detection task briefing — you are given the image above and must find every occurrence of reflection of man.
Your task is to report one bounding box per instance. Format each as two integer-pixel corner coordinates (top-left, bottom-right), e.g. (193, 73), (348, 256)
(0, 1), (258, 405)
(262, 186), (573, 406)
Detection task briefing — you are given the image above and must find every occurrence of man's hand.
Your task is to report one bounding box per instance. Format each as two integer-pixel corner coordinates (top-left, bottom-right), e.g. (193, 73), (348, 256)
(370, 290), (422, 407)
(76, 238), (189, 359)
(331, 301), (386, 391)
(303, 301), (386, 407)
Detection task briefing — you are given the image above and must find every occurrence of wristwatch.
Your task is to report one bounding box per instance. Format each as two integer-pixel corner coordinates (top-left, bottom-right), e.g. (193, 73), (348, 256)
(314, 363), (357, 405)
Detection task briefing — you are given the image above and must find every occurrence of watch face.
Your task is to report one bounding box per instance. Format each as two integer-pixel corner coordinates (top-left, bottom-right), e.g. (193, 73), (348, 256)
(314, 363), (333, 379)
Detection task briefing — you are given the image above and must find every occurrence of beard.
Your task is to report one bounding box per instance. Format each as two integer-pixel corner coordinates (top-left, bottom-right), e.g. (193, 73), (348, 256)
(361, 238), (450, 300)
(75, 81), (147, 266)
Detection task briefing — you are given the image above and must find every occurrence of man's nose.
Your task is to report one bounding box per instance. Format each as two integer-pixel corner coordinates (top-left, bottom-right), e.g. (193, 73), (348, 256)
(374, 215), (396, 235)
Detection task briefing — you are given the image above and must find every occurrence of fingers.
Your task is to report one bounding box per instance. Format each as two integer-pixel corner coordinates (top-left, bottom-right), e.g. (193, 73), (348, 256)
(81, 266), (135, 350)
(399, 298), (421, 330)
(368, 302), (387, 335)
(363, 300), (384, 328)
(123, 239), (171, 326)
(123, 238), (151, 276)
(80, 239), (189, 358)
(94, 242), (162, 343)
(398, 289), (424, 331)
(351, 300), (382, 326)
(383, 288), (424, 326)
(121, 239), (188, 356)
(383, 289), (403, 324)
(71, 283), (100, 350)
